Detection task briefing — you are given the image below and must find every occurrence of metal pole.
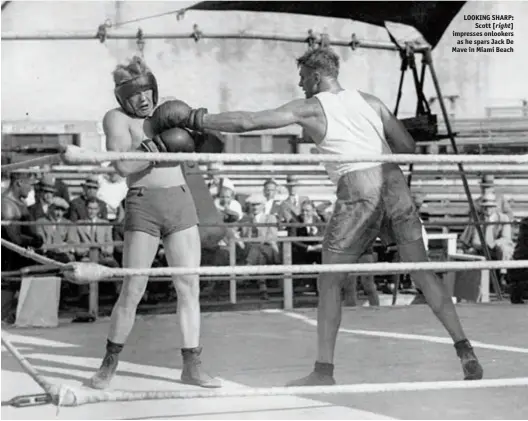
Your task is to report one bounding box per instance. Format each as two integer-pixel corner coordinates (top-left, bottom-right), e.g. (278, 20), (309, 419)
(0, 31), (429, 51)
(424, 49), (503, 300)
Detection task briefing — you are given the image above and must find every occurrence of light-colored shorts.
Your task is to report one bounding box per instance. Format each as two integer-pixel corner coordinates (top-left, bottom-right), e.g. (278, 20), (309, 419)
(124, 185), (198, 238)
(323, 163), (424, 257)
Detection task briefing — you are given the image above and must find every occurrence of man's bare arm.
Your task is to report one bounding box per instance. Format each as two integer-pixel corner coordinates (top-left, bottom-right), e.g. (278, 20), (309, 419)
(201, 99), (316, 133)
(360, 92), (416, 154)
(103, 110), (153, 177)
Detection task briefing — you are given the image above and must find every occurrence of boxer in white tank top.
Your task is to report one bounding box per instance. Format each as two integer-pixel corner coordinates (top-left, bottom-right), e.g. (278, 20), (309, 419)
(88, 56), (220, 390)
(184, 47), (483, 385)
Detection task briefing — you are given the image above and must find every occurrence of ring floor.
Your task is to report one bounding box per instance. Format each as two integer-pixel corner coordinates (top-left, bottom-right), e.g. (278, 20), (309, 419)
(2, 303), (528, 420)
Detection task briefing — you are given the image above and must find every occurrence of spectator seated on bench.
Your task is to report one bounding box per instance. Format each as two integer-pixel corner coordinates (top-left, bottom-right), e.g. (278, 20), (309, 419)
(239, 194), (281, 300)
(288, 199), (323, 292)
(69, 176), (108, 222)
(36, 197), (76, 264)
(459, 193), (514, 286)
(28, 174), (60, 221)
(72, 198), (119, 301)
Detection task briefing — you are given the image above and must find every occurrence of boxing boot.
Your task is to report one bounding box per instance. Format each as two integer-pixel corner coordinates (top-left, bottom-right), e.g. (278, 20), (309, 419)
(181, 347), (222, 388)
(285, 362), (336, 387)
(455, 339), (484, 380)
(88, 340), (122, 389)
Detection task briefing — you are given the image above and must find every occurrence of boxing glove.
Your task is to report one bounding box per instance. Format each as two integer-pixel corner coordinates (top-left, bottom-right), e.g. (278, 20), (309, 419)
(150, 100), (208, 134)
(139, 127), (196, 154)
(149, 100), (193, 135)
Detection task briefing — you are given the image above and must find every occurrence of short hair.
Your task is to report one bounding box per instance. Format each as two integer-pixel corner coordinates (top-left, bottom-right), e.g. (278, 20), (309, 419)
(86, 198), (100, 208)
(112, 56), (152, 86)
(9, 172), (34, 184)
(296, 47), (340, 79)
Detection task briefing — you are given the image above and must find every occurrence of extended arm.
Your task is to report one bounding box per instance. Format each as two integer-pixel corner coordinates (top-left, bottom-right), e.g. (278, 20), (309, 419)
(201, 99), (313, 133)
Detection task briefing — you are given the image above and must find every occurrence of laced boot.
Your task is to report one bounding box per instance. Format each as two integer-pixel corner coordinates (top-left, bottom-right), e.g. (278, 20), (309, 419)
(455, 339), (484, 380)
(181, 347), (222, 388)
(286, 362), (336, 387)
(88, 340), (123, 389)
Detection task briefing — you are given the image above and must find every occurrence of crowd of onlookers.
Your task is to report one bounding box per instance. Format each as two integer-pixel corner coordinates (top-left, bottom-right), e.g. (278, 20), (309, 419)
(1, 166), (527, 323)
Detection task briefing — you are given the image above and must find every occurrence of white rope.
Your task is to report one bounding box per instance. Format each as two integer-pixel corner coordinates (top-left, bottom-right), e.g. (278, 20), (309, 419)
(1, 333), (54, 394)
(62, 259), (528, 285)
(62, 146), (528, 165)
(0, 239), (65, 267)
(47, 377), (528, 407)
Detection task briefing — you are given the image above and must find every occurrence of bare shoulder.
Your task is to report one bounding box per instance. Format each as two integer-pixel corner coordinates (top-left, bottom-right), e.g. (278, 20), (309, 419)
(103, 108), (133, 151)
(1, 197), (16, 220)
(103, 108), (129, 131)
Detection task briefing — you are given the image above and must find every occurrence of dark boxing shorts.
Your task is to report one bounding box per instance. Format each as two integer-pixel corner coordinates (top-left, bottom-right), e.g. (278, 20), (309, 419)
(323, 163), (424, 256)
(124, 185), (198, 238)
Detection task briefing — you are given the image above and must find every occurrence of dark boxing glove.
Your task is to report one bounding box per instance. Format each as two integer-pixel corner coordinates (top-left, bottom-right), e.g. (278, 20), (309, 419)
(139, 127), (196, 154)
(149, 100), (193, 135)
(150, 100), (208, 135)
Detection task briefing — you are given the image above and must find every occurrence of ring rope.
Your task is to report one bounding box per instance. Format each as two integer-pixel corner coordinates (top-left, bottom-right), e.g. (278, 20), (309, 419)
(1, 153), (64, 173)
(33, 376), (528, 407)
(59, 260), (528, 285)
(62, 147), (528, 165)
(0, 239), (65, 267)
(1, 333), (54, 394)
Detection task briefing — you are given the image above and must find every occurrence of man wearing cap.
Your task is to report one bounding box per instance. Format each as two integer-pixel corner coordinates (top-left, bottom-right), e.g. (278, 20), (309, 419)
(459, 193), (514, 289)
(69, 176), (108, 222)
(29, 174), (58, 221)
(214, 178), (243, 223)
(88, 56), (221, 390)
(36, 197), (76, 264)
(239, 194), (281, 300)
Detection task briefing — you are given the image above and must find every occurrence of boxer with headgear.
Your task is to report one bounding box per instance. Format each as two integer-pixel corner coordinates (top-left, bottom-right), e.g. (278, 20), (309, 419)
(88, 56), (221, 390)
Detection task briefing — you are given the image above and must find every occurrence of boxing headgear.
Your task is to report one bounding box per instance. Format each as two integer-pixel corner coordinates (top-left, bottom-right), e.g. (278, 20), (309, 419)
(114, 72), (159, 118)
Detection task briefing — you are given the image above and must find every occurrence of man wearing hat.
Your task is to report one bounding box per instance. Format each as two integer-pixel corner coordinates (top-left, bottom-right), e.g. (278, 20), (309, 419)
(29, 174), (58, 221)
(214, 178), (243, 223)
(239, 194), (281, 300)
(69, 176), (108, 222)
(36, 197), (76, 263)
(460, 192), (514, 261)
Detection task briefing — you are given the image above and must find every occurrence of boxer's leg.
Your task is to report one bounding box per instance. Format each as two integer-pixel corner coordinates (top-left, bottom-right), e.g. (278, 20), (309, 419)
(384, 163), (483, 380)
(163, 225), (221, 388)
(88, 230), (159, 389)
(287, 169), (382, 387)
(163, 226), (201, 349)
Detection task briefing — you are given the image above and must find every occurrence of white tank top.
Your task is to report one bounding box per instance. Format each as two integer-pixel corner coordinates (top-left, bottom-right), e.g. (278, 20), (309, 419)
(314, 89), (391, 184)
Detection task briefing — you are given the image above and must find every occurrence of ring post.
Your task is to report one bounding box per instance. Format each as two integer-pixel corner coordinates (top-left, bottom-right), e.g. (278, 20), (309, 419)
(229, 238), (237, 304)
(88, 248), (99, 317)
(282, 241), (293, 310)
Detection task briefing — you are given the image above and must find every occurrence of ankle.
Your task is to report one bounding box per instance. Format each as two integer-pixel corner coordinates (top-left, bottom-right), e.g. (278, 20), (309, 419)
(454, 339), (475, 357)
(314, 361), (334, 377)
(106, 339), (124, 355)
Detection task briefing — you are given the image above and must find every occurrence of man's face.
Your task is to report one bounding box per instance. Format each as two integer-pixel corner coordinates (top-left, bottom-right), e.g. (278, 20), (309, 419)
(17, 176), (35, 199)
(251, 203), (264, 216)
(128, 89), (154, 118)
(42, 191), (54, 205)
(84, 185), (98, 199)
(301, 203), (314, 220)
(87, 202), (100, 219)
(298, 66), (320, 98)
(219, 188), (233, 206)
(263, 182), (276, 200)
(51, 206), (65, 221)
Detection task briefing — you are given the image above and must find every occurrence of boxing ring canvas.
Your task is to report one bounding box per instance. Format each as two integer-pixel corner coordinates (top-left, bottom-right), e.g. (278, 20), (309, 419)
(3, 306), (528, 419)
